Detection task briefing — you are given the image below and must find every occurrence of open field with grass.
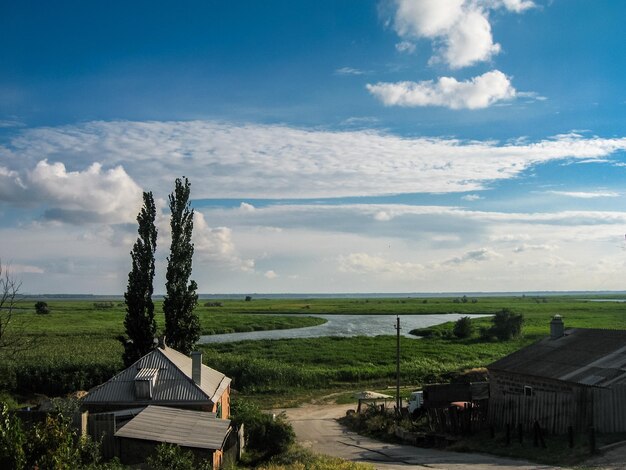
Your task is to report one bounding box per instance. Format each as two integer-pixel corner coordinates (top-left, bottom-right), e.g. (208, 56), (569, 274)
(3, 295), (626, 405)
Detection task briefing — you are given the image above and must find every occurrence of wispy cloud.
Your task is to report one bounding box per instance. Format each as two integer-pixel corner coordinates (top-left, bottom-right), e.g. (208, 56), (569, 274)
(335, 67), (367, 76)
(443, 248), (501, 265)
(367, 70), (516, 109)
(338, 252), (423, 278)
(462, 194), (483, 201)
(547, 190), (620, 199)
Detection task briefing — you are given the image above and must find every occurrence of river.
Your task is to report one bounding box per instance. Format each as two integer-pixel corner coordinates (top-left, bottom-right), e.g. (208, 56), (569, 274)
(197, 313), (490, 344)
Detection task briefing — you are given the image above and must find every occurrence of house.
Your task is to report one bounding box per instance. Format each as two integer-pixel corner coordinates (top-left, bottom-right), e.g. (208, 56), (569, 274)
(83, 340), (231, 417)
(488, 315), (626, 433)
(82, 341), (233, 463)
(114, 405), (237, 468)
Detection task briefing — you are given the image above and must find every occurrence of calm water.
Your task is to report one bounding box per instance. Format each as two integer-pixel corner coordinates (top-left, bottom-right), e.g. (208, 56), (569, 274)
(198, 313), (490, 344)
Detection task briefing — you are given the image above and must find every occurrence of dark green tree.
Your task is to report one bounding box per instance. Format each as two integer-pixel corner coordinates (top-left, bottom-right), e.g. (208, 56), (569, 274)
(123, 192), (158, 366)
(453, 316), (473, 338)
(163, 177), (199, 354)
(490, 308), (524, 341)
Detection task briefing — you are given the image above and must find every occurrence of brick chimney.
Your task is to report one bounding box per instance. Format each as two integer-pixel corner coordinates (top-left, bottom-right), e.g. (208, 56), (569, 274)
(550, 315), (564, 340)
(191, 351), (202, 385)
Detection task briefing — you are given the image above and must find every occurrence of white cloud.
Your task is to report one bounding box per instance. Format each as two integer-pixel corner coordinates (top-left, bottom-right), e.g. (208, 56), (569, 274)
(335, 67), (366, 76)
(28, 160), (143, 224)
(239, 202), (256, 212)
(1, 121), (626, 201)
(444, 248), (501, 265)
(462, 194), (483, 201)
(367, 70), (516, 109)
(390, 0), (535, 69)
(491, 0), (536, 13)
(0, 119), (25, 128)
(338, 252), (423, 278)
(395, 41), (416, 54)
(264, 270), (278, 279)
(192, 212), (254, 272)
(441, 8), (500, 68)
(391, 0), (513, 69)
(513, 243), (558, 253)
(9, 263), (45, 274)
(547, 190), (620, 199)
(374, 210), (393, 221)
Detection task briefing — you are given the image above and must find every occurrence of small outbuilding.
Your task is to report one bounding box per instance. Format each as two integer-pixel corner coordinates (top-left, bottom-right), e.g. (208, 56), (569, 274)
(115, 405), (236, 468)
(488, 315), (626, 433)
(354, 391), (393, 412)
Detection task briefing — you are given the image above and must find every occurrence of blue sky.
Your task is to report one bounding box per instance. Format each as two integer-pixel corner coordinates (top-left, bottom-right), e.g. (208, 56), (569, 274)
(1, 0), (626, 294)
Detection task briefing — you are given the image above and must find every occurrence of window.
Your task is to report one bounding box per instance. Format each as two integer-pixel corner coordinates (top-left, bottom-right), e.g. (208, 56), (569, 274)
(524, 385), (533, 397)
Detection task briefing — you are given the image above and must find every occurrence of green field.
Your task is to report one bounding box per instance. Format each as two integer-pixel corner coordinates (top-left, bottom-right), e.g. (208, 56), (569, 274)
(3, 295), (626, 404)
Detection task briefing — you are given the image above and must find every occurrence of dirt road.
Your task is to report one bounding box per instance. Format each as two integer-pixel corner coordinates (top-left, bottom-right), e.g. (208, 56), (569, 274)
(279, 404), (561, 470)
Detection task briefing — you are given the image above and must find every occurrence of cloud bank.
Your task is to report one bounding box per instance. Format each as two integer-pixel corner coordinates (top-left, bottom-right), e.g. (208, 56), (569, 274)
(2, 121), (625, 202)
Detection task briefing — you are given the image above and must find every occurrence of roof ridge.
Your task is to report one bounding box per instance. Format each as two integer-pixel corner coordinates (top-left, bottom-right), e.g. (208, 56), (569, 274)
(157, 347), (212, 400)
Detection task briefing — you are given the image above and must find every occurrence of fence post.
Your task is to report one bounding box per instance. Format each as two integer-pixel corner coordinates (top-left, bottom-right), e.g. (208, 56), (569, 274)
(518, 423), (523, 443)
(505, 423), (510, 446)
(568, 426), (574, 449)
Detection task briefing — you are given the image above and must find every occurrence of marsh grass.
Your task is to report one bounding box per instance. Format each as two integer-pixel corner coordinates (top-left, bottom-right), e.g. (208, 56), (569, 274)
(5, 295), (626, 401)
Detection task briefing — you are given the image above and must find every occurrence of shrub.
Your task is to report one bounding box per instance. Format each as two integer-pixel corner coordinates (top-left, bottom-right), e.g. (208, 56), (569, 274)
(453, 316), (473, 339)
(93, 302), (114, 309)
(231, 399), (295, 457)
(489, 308), (524, 341)
(35, 301), (50, 314)
(0, 402), (26, 470)
(147, 443), (211, 470)
(409, 328), (440, 338)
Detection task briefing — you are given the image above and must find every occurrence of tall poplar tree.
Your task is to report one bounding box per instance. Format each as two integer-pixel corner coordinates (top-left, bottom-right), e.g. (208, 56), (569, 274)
(123, 191), (158, 366)
(163, 177), (199, 354)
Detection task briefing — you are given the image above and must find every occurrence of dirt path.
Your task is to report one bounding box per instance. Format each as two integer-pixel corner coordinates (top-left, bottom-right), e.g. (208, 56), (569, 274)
(278, 404), (563, 470)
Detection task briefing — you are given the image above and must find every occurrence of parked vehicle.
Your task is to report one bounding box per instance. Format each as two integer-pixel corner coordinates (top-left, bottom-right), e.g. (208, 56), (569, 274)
(407, 391), (424, 415)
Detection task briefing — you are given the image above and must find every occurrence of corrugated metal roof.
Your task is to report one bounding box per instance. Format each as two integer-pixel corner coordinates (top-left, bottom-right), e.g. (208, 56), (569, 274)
(135, 368), (159, 381)
(489, 328), (626, 388)
(84, 346), (231, 405)
(115, 405), (231, 450)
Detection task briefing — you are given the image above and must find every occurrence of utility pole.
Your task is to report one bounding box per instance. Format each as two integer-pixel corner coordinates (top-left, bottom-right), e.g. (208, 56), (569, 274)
(395, 315), (401, 417)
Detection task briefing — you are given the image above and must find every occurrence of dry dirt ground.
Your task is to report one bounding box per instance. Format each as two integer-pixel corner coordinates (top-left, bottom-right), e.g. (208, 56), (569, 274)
(278, 404), (564, 470)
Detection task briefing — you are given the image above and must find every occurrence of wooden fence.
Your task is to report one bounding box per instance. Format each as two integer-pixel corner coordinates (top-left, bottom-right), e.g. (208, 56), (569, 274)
(488, 388), (595, 434)
(592, 385), (626, 433)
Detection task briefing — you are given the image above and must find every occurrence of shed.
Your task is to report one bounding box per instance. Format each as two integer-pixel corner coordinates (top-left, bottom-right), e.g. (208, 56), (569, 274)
(354, 391), (392, 413)
(114, 405), (235, 468)
(488, 316), (626, 433)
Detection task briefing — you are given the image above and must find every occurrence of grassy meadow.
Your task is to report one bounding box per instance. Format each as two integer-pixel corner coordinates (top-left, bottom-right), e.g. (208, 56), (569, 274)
(3, 295), (626, 405)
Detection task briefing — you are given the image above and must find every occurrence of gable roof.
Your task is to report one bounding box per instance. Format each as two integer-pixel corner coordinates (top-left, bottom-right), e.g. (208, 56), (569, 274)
(84, 346), (231, 405)
(115, 405), (231, 450)
(489, 328), (626, 388)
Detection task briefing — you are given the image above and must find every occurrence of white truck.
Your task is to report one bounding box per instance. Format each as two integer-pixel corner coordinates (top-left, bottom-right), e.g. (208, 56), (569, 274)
(407, 390), (424, 415)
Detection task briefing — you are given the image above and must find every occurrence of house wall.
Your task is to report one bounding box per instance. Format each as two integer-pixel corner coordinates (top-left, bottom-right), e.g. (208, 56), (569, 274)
(488, 370), (593, 434)
(490, 370), (573, 396)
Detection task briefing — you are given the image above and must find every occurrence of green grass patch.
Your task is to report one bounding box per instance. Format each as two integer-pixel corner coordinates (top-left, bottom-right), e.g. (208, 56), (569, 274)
(4, 295), (626, 403)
